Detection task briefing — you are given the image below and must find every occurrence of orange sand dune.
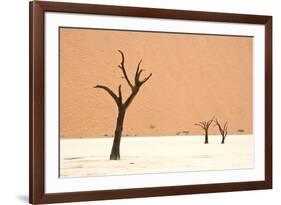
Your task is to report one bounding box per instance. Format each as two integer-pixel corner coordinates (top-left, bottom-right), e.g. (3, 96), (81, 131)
(60, 28), (252, 138)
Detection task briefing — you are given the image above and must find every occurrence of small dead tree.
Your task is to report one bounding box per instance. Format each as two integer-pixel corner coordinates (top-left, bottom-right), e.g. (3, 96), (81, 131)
(94, 50), (152, 160)
(195, 118), (214, 144)
(214, 119), (228, 144)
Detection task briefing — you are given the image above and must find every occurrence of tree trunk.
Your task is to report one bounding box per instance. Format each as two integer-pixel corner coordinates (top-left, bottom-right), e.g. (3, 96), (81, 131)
(110, 108), (125, 160)
(204, 130), (209, 144)
(221, 136), (225, 144)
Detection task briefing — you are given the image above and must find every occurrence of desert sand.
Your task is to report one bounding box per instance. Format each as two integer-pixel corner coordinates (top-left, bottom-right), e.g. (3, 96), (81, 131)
(60, 28), (253, 137)
(60, 135), (253, 177)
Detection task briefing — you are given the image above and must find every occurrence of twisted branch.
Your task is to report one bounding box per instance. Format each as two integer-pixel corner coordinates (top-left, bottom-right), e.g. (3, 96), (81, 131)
(117, 50), (134, 90)
(195, 117), (214, 130)
(94, 85), (121, 106)
(95, 50), (152, 110)
(214, 119), (228, 137)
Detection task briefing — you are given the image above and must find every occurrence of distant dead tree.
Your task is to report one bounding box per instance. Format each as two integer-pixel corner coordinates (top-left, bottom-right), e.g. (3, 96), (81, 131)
(214, 119), (228, 144)
(94, 50), (152, 160)
(195, 117), (214, 144)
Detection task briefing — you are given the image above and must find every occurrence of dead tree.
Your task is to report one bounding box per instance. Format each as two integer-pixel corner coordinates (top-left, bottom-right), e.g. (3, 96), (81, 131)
(214, 119), (228, 144)
(94, 50), (152, 160)
(195, 118), (214, 144)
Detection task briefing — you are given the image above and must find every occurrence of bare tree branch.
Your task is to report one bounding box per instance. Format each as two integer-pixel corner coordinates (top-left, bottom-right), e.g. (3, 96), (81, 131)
(214, 119), (228, 141)
(94, 85), (121, 106)
(95, 50), (152, 110)
(198, 122), (206, 126)
(118, 84), (122, 103)
(214, 119), (222, 133)
(140, 73), (153, 86)
(117, 50), (134, 89)
(223, 122), (228, 131)
(206, 117), (215, 127)
(135, 69), (143, 85)
(135, 59), (142, 76)
(195, 123), (205, 129)
(195, 118), (214, 130)
(133, 59), (152, 88)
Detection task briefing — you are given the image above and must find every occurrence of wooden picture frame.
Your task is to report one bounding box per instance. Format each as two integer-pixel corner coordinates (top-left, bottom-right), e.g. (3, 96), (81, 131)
(29, 1), (272, 204)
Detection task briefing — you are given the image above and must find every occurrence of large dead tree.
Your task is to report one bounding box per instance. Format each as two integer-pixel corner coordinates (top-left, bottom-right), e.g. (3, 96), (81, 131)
(94, 50), (152, 160)
(195, 118), (214, 144)
(214, 119), (228, 144)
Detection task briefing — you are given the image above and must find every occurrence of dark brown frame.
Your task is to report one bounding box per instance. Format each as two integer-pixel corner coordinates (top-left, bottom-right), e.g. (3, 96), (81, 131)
(29, 1), (272, 204)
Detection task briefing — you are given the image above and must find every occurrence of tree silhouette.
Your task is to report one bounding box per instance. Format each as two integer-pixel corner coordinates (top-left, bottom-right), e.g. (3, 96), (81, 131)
(95, 50), (152, 160)
(195, 117), (214, 144)
(214, 119), (228, 144)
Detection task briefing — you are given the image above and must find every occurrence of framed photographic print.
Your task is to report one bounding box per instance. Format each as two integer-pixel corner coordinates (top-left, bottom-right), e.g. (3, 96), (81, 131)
(29, 1), (272, 204)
